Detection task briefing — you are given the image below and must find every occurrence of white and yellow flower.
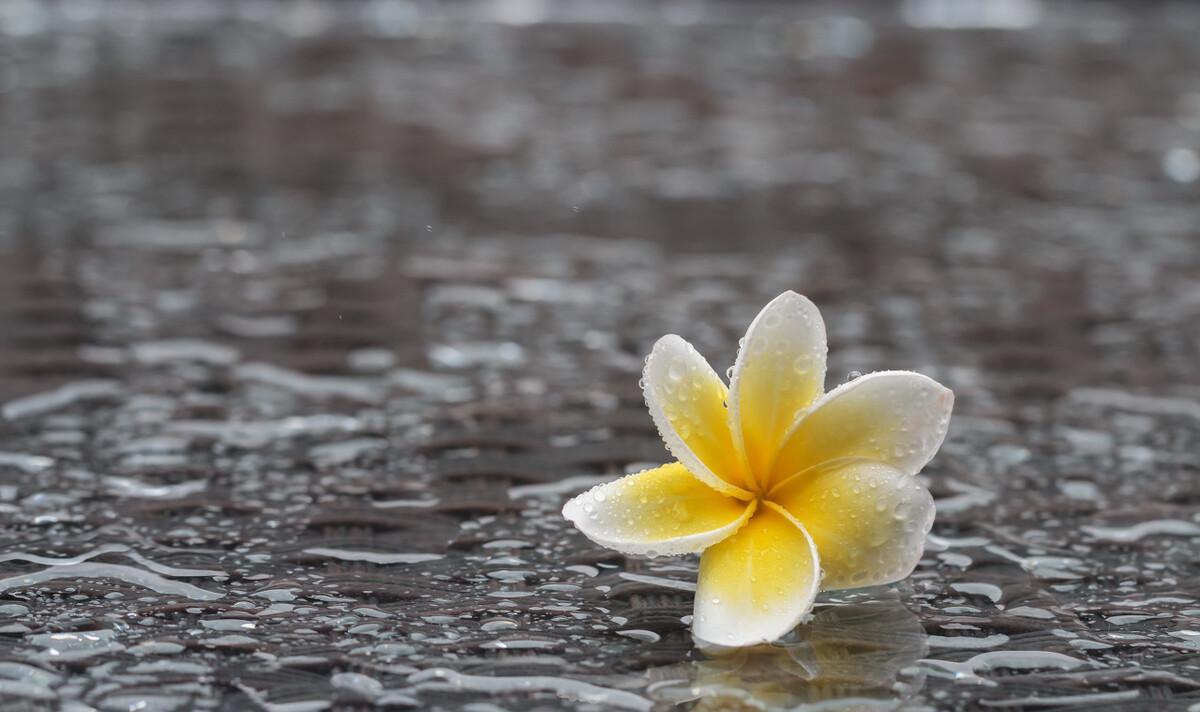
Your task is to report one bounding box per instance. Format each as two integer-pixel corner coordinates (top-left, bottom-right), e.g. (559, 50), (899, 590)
(562, 292), (953, 646)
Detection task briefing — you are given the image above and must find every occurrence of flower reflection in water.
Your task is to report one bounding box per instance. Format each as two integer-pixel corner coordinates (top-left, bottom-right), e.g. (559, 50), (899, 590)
(652, 591), (928, 711)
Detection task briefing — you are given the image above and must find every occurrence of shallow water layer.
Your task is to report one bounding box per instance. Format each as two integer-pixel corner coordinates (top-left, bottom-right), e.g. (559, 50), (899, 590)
(2, 2), (1200, 710)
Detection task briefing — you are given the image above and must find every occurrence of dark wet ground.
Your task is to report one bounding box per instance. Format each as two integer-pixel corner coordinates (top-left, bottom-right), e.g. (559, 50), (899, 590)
(2, 1), (1200, 710)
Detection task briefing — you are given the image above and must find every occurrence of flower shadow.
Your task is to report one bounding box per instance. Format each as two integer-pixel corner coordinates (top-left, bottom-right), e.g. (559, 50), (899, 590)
(652, 592), (928, 711)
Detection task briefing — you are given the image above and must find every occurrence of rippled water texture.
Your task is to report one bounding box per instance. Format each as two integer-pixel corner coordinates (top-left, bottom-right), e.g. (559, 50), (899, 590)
(2, 1), (1200, 710)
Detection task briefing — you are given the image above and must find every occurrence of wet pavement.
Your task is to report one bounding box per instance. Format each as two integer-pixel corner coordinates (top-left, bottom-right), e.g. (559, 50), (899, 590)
(2, 2), (1200, 710)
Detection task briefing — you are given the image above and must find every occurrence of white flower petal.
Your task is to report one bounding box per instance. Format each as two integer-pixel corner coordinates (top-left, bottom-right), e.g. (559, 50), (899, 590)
(727, 291), (827, 491)
(772, 460), (935, 589)
(769, 370), (953, 484)
(562, 462), (756, 557)
(693, 503), (821, 646)
(644, 335), (754, 499)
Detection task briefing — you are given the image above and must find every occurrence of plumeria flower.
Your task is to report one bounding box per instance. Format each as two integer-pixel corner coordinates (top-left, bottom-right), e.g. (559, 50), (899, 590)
(563, 292), (953, 646)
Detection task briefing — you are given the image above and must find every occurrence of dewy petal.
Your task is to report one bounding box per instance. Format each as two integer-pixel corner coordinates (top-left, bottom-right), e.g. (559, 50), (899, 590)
(562, 462), (756, 557)
(644, 335), (754, 499)
(727, 291), (827, 491)
(769, 371), (953, 485)
(693, 502), (821, 646)
(771, 460), (935, 589)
